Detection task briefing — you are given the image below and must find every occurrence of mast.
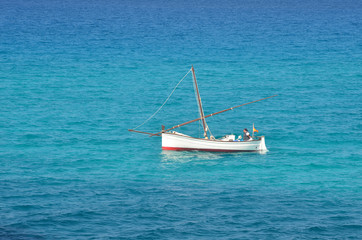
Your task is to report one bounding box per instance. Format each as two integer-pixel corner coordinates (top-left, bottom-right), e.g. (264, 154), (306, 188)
(191, 66), (208, 139)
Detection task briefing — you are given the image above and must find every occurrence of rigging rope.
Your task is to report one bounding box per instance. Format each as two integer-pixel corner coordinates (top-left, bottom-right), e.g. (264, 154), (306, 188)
(133, 68), (192, 130)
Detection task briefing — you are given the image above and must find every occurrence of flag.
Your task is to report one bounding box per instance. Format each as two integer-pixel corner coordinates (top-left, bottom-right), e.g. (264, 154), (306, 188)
(253, 123), (258, 133)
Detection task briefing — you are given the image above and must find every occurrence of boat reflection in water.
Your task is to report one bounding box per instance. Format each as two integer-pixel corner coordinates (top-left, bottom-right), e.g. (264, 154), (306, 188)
(160, 146), (268, 165)
(160, 150), (224, 164)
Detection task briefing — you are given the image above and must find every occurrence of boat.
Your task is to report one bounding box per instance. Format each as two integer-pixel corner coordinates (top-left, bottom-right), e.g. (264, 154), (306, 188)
(129, 66), (277, 152)
(161, 131), (267, 152)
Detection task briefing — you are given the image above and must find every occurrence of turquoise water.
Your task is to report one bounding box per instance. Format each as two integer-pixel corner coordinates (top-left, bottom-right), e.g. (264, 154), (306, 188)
(1, 0), (362, 239)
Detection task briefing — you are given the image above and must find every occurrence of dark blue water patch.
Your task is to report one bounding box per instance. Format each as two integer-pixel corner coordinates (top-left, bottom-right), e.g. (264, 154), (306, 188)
(0, 226), (46, 240)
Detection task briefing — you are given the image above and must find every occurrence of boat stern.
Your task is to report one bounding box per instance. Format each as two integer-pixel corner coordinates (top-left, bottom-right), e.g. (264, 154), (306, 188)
(259, 136), (268, 152)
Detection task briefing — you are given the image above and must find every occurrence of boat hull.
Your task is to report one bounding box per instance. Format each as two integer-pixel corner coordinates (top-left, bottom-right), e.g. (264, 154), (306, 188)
(162, 133), (268, 152)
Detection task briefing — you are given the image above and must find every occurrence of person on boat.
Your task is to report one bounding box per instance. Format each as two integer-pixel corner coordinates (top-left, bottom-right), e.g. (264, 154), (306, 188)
(243, 128), (253, 141)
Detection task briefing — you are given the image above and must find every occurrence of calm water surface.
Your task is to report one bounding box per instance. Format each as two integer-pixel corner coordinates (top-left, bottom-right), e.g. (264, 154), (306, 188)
(1, 0), (362, 239)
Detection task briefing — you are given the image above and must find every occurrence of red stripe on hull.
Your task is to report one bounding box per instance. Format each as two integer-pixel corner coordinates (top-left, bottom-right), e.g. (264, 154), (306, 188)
(162, 146), (258, 152)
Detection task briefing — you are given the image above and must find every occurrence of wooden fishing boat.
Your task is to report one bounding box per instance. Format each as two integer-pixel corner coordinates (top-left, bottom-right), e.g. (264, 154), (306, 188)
(161, 131), (267, 152)
(129, 66), (276, 152)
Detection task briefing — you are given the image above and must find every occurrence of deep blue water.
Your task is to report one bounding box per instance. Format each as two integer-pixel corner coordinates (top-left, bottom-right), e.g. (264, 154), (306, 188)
(1, 0), (362, 239)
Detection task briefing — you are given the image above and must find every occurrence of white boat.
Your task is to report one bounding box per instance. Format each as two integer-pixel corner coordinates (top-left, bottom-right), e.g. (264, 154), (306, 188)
(162, 131), (267, 152)
(129, 66), (276, 152)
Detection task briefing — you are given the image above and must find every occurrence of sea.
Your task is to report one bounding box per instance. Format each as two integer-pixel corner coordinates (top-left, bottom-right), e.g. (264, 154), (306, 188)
(1, 0), (361, 239)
